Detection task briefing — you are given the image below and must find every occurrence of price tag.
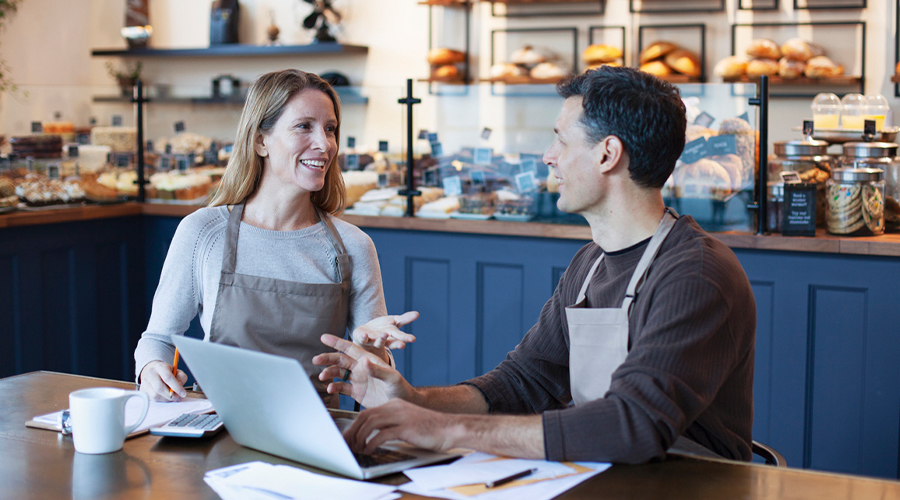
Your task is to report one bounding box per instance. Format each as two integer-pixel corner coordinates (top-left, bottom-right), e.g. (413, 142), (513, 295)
(378, 140), (388, 152)
(345, 154), (360, 170)
(471, 170), (486, 185)
(427, 132), (438, 144)
(176, 156), (189, 171)
(418, 129), (429, 140)
(46, 163), (60, 180)
(679, 137), (707, 164)
(146, 140), (155, 152)
(431, 142), (444, 157)
(116, 154), (130, 168)
(165, 144), (173, 155)
(442, 175), (462, 196)
(111, 115), (124, 127)
(693, 111), (715, 128)
(377, 173), (388, 188)
(31, 121), (43, 133)
(706, 135), (736, 157)
(474, 147), (493, 165)
(67, 145), (79, 158)
(347, 136), (356, 148)
(521, 159), (537, 174)
(515, 171), (538, 193)
(803, 120), (814, 136)
(864, 120), (877, 136)
(423, 168), (438, 186)
(738, 112), (750, 123)
(481, 127), (492, 140)
(782, 183), (816, 236)
(174, 121), (186, 134)
(159, 156), (171, 170)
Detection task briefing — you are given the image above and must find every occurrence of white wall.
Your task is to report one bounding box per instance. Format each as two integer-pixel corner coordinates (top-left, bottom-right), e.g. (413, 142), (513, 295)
(0, 0), (896, 154)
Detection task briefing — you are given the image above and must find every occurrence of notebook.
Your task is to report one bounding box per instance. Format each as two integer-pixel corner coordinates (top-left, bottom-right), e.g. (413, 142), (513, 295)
(172, 336), (460, 479)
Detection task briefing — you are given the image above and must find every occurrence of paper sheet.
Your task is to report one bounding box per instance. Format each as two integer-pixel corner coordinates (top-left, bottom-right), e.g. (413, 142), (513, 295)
(203, 461), (400, 500)
(33, 397), (213, 434)
(403, 458), (576, 491)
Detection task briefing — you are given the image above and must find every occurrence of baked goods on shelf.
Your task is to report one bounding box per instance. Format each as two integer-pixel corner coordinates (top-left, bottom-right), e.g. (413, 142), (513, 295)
(640, 41), (677, 64)
(582, 44), (623, 71)
(485, 45), (571, 84)
(0, 178), (15, 207)
(9, 135), (63, 159)
(97, 170), (139, 196)
(81, 179), (120, 202)
(781, 38), (823, 62)
(664, 49), (701, 78)
(146, 171), (213, 202)
(640, 60), (671, 77)
(745, 58), (779, 78)
(510, 45), (547, 68)
(342, 170), (378, 208)
(458, 190), (497, 215)
(530, 62), (568, 80)
(14, 176), (86, 206)
(427, 47), (466, 83)
(713, 56), (748, 78)
(672, 158), (732, 199)
(639, 42), (701, 81)
(778, 58), (806, 79)
(745, 38), (781, 60)
(716, 38), (847, 82)
(489, 63), (527, 80)
(91, 127), (137, 153)
(804, 56), (843, 78)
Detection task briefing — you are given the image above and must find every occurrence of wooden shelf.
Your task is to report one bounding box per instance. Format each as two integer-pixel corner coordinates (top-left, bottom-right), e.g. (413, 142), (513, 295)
(417, 78), (469, 85)
(723, 75), (861, 85)
(658, 74), (702, 83)
(90, 43), (368, 58)
(417, 0), (469, 5)
(91, 88), (369, 105)
(487, 0), (600, 3)
(480, 76), (568, 85)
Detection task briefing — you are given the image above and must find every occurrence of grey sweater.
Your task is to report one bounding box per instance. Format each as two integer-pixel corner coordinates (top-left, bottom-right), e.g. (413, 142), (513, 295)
(134, 206), (387, 381)
(467, 215), (755, 464)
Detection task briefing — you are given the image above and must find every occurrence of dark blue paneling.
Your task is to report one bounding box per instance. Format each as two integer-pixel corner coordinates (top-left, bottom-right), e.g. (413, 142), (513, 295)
(552, 266), (567, 295)
(40, 248), (75, 374)
(477, 264), (524, 374)
(750, 281), (774, 445)
(807, 286), (867, 474)
(405, 258), (451, 386)
(0, 255), (16, 378)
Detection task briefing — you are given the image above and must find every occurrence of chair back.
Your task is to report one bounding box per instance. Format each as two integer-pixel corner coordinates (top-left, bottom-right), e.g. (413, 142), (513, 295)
(752, 440), (786, 467)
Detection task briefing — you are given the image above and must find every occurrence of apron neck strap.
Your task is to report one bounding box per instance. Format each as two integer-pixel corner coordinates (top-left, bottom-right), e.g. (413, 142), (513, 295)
(315, 206), (347, 257)
(621, 208), (679, 314)
(575, 253), (605, 304)
(222, 202), (245, 275)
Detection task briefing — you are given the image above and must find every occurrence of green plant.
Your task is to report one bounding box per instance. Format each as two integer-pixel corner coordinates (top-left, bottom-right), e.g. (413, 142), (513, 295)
(0, 0), (23, 93)
(105, 61), (143, 83)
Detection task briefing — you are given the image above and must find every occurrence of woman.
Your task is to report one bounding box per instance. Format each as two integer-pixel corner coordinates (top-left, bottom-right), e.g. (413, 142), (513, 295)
(135, 69), (414, 405)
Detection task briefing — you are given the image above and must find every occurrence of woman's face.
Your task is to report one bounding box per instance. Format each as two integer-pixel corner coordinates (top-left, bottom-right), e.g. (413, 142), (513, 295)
(257, 88), (338, 195)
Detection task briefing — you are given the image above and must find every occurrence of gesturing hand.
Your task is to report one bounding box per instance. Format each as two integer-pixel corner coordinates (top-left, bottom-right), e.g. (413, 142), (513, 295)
(313, 334), (416, 409)
(351, 311), (419, 350)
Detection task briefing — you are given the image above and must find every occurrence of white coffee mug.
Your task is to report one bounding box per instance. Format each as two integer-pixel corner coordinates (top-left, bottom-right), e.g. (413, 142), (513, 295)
(69, 388), (150, 455)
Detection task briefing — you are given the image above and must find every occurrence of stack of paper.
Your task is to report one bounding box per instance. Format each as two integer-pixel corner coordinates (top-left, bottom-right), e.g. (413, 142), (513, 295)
(204, 462), (399, 500)
(399, 452), (611, 500)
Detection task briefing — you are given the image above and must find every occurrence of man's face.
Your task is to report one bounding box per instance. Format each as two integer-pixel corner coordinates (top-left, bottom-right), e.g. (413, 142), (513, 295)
(543, 97), (606, 216)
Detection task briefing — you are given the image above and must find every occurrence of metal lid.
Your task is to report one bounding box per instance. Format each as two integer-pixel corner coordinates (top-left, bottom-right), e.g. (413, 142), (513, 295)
(841, 142), (899, 158)
(831, 167), (884, 181)
(774, 140), (830, 156)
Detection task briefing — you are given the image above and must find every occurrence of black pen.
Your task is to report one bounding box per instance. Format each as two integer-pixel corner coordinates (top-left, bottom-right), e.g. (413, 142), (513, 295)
(485, 468), (537, 489)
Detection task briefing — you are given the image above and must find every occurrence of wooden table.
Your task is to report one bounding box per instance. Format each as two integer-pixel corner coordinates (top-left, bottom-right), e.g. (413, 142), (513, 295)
(2, 371), (899, 499)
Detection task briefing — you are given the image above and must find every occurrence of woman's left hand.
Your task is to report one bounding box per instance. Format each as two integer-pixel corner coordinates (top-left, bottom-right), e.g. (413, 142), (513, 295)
(352, 311), (419, 350)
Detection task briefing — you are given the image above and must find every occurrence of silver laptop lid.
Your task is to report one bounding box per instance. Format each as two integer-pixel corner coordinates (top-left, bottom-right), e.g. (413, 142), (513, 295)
(172, 336), (364, 478)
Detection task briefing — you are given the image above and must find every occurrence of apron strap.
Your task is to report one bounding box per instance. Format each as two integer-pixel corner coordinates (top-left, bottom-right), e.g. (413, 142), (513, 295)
(315, 206), (351, 284)
(621, 208), (679, 315)
(221, 202), (245, 281)
(575, 253), (605, 304)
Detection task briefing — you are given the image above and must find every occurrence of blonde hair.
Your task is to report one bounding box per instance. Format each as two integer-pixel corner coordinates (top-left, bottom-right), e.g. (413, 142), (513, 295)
(209, 69), (345, 214)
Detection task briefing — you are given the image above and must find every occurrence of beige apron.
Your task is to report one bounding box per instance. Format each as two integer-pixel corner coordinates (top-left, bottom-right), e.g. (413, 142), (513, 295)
(209, 202), (350, 408)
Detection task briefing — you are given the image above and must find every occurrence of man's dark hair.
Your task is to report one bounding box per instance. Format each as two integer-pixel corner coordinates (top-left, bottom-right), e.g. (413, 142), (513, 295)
(556, 66), (687, 189)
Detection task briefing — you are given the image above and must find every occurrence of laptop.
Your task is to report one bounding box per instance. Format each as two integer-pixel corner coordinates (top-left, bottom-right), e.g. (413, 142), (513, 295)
(172, 336), (459, 479)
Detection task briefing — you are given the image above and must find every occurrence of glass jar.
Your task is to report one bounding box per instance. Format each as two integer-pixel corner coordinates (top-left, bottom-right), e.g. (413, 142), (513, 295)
(769, 140), (832, 226)
(811, 93), (840, 130)
(839, 142), (899, 171)
(766, 181), (784, 233)
(864, 94), (890, 131)
(840, 93), (866, 130)
(826, 168), (885, 236)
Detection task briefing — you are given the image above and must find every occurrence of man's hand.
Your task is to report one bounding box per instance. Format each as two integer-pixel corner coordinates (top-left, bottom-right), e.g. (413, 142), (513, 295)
(313, 334), (416, 408)
(352, 311), (418, 350)
(139, 360), (188, 401)
(345, 399), (460, 454)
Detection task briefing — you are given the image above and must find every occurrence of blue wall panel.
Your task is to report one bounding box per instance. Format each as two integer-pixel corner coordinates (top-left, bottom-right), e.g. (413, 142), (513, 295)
(405, 258), (451, 386)
(750, 281), (774, 445)
(477, 263), (524, 374)
(0, 255), (16, 378)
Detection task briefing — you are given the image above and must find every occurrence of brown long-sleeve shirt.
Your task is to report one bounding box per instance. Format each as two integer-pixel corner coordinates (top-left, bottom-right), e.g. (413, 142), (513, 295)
(466, 215), (755, 464)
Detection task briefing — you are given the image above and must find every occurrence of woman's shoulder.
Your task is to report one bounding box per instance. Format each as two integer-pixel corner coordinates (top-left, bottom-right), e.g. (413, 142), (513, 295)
(173, 206), (229, 243)
(326, 214), (376, 251)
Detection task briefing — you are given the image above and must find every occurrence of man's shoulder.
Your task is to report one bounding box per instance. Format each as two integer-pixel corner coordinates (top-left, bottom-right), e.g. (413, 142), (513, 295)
(656, 215), (749, 290)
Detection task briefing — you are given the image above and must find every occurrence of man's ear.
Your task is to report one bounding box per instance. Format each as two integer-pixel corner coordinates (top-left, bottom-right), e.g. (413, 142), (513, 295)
(596, 136), (625, 174)
(254, 132), (268, 157)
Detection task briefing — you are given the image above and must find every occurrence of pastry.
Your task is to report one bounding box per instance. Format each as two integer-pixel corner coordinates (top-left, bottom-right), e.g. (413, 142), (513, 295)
(664, 49), (701, 77)
(433, 64), (459, 80)
(510, 45), (547, 68)
(745, 38), (781, 60)
(0, 177), (13, 198)
(719, 117), (756, 185)
(341, 170), (378, 208)
(81, 179), (120, 202)
(0, 194), (17, 208)
(780, 38), (823, 62)
(91, 127), (137, 153)
(713, 56), (748, 78)
(530, 62), (568, 80)
(489, 63), (527, 79)
(672, 158), (732, 198)
(582, 44), (622, 64)
(640, 60), (671, 77)
(745, 58), (779, 78)
(418, 196), (460, 217)
(427, 48), (465, 65)
(585, 60), (622, 72)
(709, 154), (744, 191)
(9, 135), (63, 158)
(777, 57), (806, 79)
(804, 56), (843, 78)
(640, 41), (677, 64)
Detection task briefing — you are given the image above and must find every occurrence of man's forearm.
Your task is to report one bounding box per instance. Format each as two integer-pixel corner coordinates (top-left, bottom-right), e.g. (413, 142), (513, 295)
(451, 414), (545, 459)
(409, 384), (490, 414)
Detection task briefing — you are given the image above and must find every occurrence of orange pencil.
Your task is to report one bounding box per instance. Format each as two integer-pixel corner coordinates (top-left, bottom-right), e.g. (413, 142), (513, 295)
(169, 348), (180, 395)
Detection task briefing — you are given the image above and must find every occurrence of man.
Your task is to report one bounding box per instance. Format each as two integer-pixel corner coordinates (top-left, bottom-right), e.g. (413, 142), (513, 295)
(313, 66), (756, 464)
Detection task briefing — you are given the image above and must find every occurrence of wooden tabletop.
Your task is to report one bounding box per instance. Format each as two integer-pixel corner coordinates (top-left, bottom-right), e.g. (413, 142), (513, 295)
(3, 371), (900, 499)
(5, 202), (900, 257)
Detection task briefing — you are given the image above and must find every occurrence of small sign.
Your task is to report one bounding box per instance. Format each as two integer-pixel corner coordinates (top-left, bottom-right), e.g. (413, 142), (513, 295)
(146, 140), (155, 152)
(803, 120), (814, 137)
(471, 170), (486, 185)
(77, 133), (91, 145)
(31, 121), (42, 133)
(782, 183), (816, 236)
(680, 137), (707, 164)
(430, 142), (444, 157)
(67, 145), (79, 158)
(780, 171), (801, 183)
(738, 112), (750, 123)
(423, 168), (438, 186)
(474, 147), (493, 165)
(25, 157), (34, 172)
(515, 171), (538, 193)
(418, 129), (429, 140)
(377, 172), (388, 187)
(521, 159), (537, 174)
(165, 144), (173, 155)
(481, 127), (492, 140)
(427, 132), (438, 144)
(176, 156), (189, 171)
(174, 121), (186, 133)
(706, 135), (736, 156)
(345, 154), (360, 170)
(116, 154), (130, 168)
(347, 136), (356, 149)
(46, 163), (60, 180)
(89, 117), (97, 126)
(693, 111), (715, 128)
(203, 150), (218, 165)
(442, 175), (463, 196)
(159, 156), (171, 170)
(111, 115), (124, 127)
(378, 140), (388, 152)
(864, 120), (877, 136)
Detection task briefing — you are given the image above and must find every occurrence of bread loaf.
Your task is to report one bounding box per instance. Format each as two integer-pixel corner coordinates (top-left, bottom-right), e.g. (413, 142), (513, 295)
(582, 44), (622, 64)
(664, 49), (701, 77)
(746, 58), (779, 78)
(640, 41), (677, 64)
(746, 38), (781, 60)
(713, 56), (747, 78)
(427, 48), (465, 65)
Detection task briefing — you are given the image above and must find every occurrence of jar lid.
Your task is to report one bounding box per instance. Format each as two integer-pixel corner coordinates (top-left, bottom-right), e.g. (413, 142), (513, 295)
(832, 167), (884, 181)
(774, 140), (829, 156)
(841, 142), (899, 158)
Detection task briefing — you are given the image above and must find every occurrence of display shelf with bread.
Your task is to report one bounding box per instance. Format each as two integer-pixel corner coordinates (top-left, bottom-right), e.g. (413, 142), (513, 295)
(737, 0), (778, 10)
(629, 0), (724, 13)
(485, 28), (577, 92)
(420, 0), (472, 87)
(582, 26), (626, 73)
(485, 0), (604, 18)
(637, 25), (706, 83)
(727, 22), (865, 97)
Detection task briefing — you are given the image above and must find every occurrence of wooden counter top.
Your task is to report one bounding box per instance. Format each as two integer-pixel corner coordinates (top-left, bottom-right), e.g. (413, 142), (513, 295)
(4, 202), (900, 257)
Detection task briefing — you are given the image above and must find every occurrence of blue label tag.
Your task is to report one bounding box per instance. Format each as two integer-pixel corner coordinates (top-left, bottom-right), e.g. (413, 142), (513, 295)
(431, 142), (443, 157)
(442, 175), (462, 196)
(378, 141), (388, 152)
(347, 137), (356, 148)
(174, 121), (185, 133)
(481, 127), (492, 140)
(418, 130), (429, 140)
(679, 137), (707, 164)
(474, 147), (493, 165)
(427, 132), (438, 144)
(471, 170), (486, 185)
(515, 171), (537, 193)
(693, 111), (715, 128)
(345, 154), (360, 170)
(31, 121), (43, 133)
(111, 115), (124, 127)
(521, 159), (536, 173)
(738, 112), (749, 123)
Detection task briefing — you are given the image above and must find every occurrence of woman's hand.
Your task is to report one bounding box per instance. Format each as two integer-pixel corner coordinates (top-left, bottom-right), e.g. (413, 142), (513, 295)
(351, 311), (419, 350)
(139, 360), (188, 402)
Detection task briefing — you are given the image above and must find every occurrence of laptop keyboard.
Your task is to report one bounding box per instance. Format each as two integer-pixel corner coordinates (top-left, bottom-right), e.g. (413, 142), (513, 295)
(354, 448), (416, 468)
